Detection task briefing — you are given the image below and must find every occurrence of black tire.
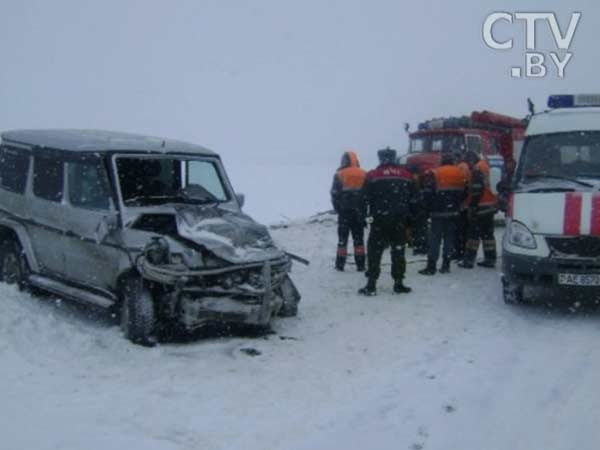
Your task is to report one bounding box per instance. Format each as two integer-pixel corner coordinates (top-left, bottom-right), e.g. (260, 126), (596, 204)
(0, 240), (30, 290)
(502, 277), (524, 305)
(119, 277), (156, 347)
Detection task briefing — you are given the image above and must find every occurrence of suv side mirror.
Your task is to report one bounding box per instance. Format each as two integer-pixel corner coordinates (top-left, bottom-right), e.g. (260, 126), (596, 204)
(95, 213), (119, 243)
(236, 193), (245, 208)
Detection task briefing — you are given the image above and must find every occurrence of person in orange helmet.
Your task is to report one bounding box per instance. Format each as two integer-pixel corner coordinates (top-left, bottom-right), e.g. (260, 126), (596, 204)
(331, 151), (367, 271)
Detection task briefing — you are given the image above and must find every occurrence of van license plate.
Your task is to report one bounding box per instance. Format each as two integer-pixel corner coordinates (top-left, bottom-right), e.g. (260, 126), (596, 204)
(558, 274), (600, 286)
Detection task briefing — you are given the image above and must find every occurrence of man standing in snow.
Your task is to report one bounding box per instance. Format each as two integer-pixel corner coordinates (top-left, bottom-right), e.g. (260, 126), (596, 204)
(331, 151), (367, 271)
(454, 153), (472, 260)
(358, 147), (417, 296)
(459, 151), (498, 269)
(406, 163), (429, 256)
(418, 152), (467, 275)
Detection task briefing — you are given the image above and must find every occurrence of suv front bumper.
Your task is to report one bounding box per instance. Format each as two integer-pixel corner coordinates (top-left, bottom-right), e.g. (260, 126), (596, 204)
(180, 293), (283, 329)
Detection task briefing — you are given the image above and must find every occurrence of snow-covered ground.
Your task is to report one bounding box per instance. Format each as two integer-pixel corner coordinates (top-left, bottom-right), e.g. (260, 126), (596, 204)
(3, 215), (600, 450)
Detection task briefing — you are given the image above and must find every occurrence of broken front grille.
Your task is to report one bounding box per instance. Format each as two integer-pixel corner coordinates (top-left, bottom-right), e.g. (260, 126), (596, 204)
(546, 236), (600, 259)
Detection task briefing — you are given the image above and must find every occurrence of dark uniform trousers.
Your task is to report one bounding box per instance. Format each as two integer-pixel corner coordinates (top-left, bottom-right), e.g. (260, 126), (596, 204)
(412, 209), (429, 254)
(465, 212), (496, 262)
(454, 210), (469, 259)
(336, 210), (366, 268)
(429, 216), (458, 263)
(366, 216), (407, 282)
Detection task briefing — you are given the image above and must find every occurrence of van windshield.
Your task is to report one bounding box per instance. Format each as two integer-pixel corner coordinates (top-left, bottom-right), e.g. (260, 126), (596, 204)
(517, 131), (600, 188)
(116, 156), (230, 206)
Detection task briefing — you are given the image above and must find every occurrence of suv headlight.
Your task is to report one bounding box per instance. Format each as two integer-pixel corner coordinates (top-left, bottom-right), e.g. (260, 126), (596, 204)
(507, 221), (537, 249)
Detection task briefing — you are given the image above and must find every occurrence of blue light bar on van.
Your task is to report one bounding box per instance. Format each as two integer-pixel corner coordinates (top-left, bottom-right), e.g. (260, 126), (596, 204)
(548, 94), (600, 109)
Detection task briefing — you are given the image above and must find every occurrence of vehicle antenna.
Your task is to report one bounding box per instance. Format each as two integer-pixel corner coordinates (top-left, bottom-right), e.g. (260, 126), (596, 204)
(527, 98), (535, 116)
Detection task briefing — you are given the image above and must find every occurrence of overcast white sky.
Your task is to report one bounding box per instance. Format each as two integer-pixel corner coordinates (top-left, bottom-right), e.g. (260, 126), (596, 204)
(0, 0), (598, 222)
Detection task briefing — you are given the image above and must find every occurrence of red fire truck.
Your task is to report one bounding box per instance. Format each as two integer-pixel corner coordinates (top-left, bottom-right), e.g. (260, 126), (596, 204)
(400, 111), (526, 191)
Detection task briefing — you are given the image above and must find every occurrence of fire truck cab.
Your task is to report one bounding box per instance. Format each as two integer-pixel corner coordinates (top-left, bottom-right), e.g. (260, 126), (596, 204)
(401, 112), (526, 193)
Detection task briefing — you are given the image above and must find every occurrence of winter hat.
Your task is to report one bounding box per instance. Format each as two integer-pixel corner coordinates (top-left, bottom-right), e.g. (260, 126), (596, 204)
(377, 147), (397, 164)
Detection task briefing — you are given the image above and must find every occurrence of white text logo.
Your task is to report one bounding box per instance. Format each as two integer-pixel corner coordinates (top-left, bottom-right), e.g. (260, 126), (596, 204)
(482, 12), (582, 79)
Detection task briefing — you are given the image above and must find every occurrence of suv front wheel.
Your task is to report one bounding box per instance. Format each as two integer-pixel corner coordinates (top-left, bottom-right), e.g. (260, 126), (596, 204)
(120, 277), (157, 347)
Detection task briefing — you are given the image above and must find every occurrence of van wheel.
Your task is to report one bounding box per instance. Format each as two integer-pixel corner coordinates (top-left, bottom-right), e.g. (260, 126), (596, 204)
(120, 277), (156, 347)
(502, 277), (524, 304)
(0, 241), (30, 290)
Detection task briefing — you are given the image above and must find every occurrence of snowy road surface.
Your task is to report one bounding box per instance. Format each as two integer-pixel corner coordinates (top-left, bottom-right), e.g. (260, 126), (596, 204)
(2, 215), (600, 450)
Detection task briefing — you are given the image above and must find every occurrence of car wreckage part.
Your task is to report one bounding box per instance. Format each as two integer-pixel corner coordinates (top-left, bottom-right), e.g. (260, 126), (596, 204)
(28, 275), (115, 308)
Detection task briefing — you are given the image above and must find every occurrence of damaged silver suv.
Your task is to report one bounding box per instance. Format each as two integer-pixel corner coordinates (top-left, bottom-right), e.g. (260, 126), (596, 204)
(0, 130), (301, 345)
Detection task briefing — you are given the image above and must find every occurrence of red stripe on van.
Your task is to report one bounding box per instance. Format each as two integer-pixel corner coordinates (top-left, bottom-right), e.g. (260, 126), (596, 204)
(591, 194), (600, 236)
(563, 192), (582, 236)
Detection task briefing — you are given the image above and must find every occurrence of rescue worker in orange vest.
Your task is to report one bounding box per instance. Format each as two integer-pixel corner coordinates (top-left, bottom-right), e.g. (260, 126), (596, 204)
(454, 154), (473, 260)
(331, 151), (367, 271)
(459, 151), (498, 269)
(418, 152), (468, 275)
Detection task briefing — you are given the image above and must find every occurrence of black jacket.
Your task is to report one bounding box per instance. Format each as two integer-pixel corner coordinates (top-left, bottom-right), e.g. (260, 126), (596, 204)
(363, 164), (418, 220)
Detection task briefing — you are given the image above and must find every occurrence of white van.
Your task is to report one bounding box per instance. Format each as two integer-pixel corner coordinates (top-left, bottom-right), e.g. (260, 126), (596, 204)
(502, 95), (600, 304)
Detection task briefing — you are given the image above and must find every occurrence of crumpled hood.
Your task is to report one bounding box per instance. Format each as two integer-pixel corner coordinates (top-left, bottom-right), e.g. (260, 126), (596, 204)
(513, 192), (600, 236)
(174, 205), (285, 264)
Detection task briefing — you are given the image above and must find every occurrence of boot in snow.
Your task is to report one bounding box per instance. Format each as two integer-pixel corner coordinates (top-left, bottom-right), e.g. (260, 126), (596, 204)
(358, 279), (377, 296)
(335, 245), (347, 271)
(439, 258), (451, 274)
(419, 260), (437, 276)
(458, 260), (474, 269)
(477, 259), (496, 268)
(393, 280), (412, 294)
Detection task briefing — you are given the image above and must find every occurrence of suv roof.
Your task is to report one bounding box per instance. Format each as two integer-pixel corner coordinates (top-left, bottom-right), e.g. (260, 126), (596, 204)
(1, 129), (217, 156)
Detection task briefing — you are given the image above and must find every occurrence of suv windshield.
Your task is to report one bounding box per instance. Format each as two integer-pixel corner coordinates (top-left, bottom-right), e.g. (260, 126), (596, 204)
(517, 131), (600, 189)
(116, 156), (230, 206)
(410, 133), (465, 153)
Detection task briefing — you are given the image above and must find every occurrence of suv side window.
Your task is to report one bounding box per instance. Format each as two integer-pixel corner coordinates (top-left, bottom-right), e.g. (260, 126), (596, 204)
(68, 161), (111, 210)
(33, 156), (64, 202)
(0, 147), (30, 194)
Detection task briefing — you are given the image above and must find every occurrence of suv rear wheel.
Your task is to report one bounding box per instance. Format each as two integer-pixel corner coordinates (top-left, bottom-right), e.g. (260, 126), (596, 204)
(0, 241), (30, 290)
(120, 277), (157, 347)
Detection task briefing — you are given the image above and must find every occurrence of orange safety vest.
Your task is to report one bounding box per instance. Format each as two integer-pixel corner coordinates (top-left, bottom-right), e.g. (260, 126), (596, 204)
(432, 165), (467, 192)
(474, 159), (497, 208)
(337, 151), (366, 191)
